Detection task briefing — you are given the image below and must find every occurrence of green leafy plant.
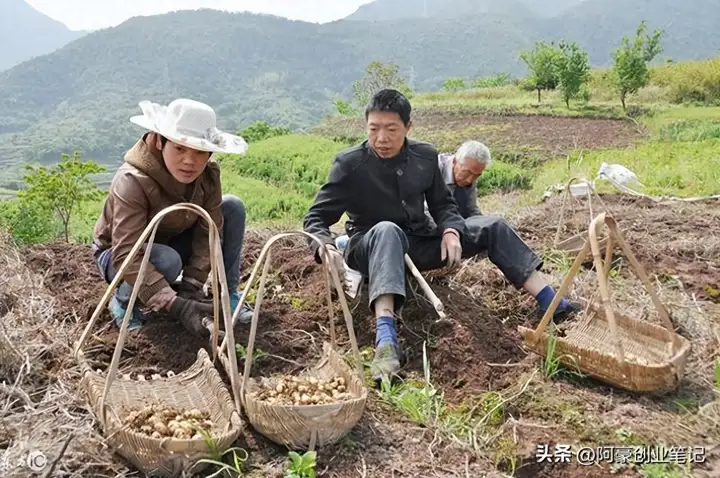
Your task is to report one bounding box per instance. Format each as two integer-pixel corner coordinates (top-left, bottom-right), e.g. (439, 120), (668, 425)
(541, 328), (585, 380)
(192, 427), (249, 477)
(555, 40), (591, 108)
(18, 151), (105, 242)
(519, 41), (560, 102)
(472, 73), (511, 88)
(238, 121), (291, 143)
(442, 77), (466, 92)
(612, 21), (664, 110)
(0, 199), (56, 244)
(284, 450), (317, 478)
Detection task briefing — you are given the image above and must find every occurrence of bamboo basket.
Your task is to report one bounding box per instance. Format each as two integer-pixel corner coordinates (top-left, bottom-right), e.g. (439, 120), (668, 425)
(553, 176), (613, 254)
(217, 231), (368, 451)
(519, 212), (692, 393)
(73, 204), (243, 477)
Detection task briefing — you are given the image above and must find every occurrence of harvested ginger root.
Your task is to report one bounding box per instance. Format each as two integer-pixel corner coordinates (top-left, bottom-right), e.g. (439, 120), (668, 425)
(251, 375), (353, 406)
(122, 404), (214, 440)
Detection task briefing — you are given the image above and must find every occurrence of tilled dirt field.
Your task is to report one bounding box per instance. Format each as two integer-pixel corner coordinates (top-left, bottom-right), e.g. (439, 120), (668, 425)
(313, 110), (643, 158)
(3, 193), (719, 477)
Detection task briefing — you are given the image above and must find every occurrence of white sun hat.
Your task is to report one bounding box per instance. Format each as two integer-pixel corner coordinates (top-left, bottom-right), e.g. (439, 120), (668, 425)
(129, 98), (248, 154)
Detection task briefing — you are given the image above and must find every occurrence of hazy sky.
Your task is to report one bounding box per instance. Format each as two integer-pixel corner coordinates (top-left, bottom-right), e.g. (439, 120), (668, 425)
(25, 0), (376, 31)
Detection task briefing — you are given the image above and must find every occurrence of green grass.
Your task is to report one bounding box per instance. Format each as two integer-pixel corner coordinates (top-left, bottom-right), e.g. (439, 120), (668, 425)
(216, 134), (346, 197)
(412, 87), (627, 119)
(530, 138), (720, 199)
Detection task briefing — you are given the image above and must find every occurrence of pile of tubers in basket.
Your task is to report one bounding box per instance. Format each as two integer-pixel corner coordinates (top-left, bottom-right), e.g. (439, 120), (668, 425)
(122, 404), (214, 439)
(251, 374), (353, 406)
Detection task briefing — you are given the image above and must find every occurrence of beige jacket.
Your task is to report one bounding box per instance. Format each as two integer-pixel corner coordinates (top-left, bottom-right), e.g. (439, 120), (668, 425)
(93, 133), (223, 306)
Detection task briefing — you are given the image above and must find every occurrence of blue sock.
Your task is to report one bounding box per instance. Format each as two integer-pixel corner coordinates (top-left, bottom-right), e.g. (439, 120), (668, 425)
(375, 316), (398, 347)
(536, 285), (569, 314)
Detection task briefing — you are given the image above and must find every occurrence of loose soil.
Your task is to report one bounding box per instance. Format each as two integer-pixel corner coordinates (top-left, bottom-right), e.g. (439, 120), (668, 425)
(14, 193), (719, 477)
(314, 110), (643, 158)
(513, 193), (720, 303)
(412, 110), (644, 156)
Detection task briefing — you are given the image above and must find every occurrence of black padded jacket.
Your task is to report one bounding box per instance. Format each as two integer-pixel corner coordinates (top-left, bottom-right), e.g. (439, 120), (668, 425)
(303, 138), (466, 263)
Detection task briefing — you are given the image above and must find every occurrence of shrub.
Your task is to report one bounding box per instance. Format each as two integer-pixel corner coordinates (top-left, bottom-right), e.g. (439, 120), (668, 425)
(0, 199), (57, 244)
(239, 121), (291, 143)
(477, 162), (533, 196)
(651, 58), (720, 104)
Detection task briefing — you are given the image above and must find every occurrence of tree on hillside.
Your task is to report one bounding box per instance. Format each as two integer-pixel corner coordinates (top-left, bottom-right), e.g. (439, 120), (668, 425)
(519, 41), (560, 103)
(554, 40), (591, 108)
(19, 152), (105, 242)
(612, 21), (664, 110)
(442, 78), (465, 92)
(238, 121), (290, 143)
(352, 61), (414, 108)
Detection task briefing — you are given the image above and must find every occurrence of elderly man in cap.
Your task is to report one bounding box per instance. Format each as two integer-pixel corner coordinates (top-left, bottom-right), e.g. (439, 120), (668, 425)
(305, 89), (579, 382)
(92, 98), (254, 335)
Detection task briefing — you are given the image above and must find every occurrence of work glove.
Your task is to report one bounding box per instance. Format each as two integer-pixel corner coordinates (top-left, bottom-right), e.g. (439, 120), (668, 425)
(176, 276), (208, 302)
(440, 229), (462, 268)
(168, 295), (219, 339)
(321, 244), (347, 290)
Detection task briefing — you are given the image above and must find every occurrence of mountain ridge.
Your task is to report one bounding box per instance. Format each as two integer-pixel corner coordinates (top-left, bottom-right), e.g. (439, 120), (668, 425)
(0, 0), (717, 171)
(0, 0), (86, 71)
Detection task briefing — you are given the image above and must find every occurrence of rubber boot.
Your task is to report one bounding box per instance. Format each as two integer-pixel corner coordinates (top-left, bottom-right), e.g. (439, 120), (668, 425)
(108, 294), (144, 331)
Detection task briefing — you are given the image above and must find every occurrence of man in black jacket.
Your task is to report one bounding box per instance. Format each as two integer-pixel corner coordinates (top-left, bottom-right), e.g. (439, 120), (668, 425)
(304, 89), (578, 381)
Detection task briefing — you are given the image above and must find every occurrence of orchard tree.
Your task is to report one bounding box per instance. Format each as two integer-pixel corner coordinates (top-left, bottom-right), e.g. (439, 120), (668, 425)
(612, 21), (664, 110)
(555, 40), (591, 108)
(519, 41), (560, 103)
(351, 61), (414, 107)
(19, 151), (105, 242)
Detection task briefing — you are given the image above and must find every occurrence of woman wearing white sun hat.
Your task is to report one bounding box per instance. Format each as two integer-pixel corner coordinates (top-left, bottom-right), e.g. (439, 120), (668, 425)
(92, 98), (254, 335)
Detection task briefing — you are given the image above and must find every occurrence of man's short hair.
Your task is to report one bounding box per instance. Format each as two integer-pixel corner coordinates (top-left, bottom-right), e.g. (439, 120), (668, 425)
(456, 140), (491, 166)
(365, 89), (412, 126)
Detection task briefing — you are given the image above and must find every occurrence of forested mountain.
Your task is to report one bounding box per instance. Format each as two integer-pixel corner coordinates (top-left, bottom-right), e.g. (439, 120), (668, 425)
(343, 0), (536, 21)
(0, 0), (85, 71)
(344, 0), (586, 20)
(0, 0), (718, 171)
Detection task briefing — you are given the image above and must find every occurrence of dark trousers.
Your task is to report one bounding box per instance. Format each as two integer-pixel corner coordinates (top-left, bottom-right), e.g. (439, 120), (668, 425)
(346, 215), (542, 311)
(94, 194), (247, 308)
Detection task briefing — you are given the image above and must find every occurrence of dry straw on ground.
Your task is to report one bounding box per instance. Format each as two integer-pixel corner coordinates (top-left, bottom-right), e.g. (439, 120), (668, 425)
(0, 232), (124, 477)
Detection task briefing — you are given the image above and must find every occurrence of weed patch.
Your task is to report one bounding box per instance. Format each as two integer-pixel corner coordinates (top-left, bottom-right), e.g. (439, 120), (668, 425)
(477, 161), (534, 196)
(661, 119), (720, 142)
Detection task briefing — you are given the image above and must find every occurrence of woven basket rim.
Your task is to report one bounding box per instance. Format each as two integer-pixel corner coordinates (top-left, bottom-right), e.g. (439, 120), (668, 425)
(580, 301), (691, 343)
(243, 393), (368, 410)
(85, 348), (243, 446)
(518, 325), (692, 367)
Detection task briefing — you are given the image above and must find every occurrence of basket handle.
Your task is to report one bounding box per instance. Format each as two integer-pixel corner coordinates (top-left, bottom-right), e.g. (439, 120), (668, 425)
(73, 203), (242, 422)
(214, 231), (364, 402)
(589, 213), (680, 351)
(553, 176), (613, 249)
(533, 238), (591, 339)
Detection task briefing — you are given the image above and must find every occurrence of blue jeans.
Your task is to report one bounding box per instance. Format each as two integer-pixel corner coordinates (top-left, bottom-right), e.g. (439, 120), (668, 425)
(94, 194), (247, 309)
